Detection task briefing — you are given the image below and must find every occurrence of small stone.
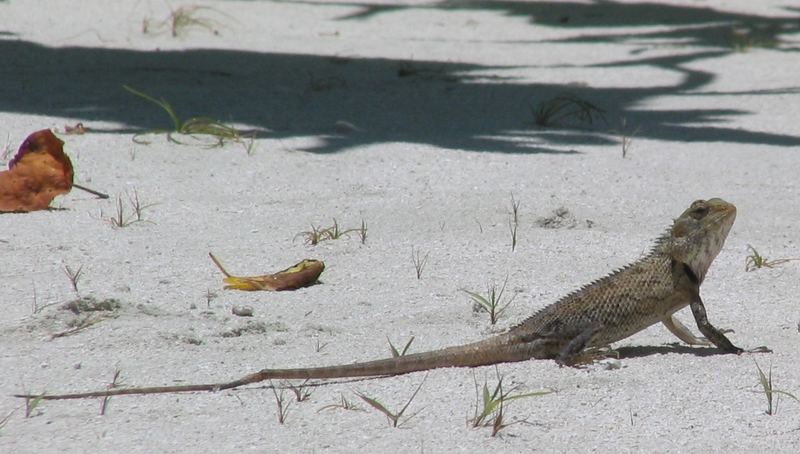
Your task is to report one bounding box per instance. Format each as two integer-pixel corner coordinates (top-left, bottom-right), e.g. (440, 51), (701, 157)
(598, 358), (622, 370)
(232, 305), (254, 317)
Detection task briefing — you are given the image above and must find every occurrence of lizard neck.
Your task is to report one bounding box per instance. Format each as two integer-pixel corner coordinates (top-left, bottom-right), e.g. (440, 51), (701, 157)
(653, 205), (736, 284)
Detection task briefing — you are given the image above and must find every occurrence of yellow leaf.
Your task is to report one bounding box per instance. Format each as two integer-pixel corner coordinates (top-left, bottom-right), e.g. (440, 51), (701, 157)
(209, 253), (324, 291)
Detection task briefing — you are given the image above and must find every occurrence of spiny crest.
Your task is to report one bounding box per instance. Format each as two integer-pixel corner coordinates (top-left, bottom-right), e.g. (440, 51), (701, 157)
(649, 226), (676, 255)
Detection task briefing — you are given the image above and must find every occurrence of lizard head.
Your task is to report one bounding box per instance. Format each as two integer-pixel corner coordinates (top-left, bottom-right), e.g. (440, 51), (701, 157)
(669, 198), (737, 283)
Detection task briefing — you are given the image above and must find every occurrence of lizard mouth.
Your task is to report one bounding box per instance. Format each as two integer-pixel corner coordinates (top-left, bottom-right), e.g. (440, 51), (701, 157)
(705, 199), (737, 225)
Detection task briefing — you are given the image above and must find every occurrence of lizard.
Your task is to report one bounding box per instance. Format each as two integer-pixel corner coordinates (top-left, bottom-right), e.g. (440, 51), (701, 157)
(17, 198), (767, 401)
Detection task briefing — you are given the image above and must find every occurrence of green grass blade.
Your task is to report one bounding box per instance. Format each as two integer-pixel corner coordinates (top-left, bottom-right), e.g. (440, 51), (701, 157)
(123, 85), (182, 131)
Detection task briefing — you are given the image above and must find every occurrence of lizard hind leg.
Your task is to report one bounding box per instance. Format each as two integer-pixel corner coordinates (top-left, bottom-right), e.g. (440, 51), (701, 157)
(555, 323), (604, 367)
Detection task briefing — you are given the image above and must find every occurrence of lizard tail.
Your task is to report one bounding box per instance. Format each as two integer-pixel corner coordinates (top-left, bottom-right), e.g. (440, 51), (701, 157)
(17, 337), (548, 400)
(218, 336), (545, 388)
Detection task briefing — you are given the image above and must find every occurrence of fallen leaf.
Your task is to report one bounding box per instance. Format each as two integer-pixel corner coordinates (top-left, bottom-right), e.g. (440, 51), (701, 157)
(0, 130), (74, 212)
(209, 253), (324, 291)
(62, 123), (87, 135)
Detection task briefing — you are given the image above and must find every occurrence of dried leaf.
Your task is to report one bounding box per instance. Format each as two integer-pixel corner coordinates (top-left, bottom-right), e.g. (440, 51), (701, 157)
(0, 130), (74, 212)
(62, 123), (87, 135)
(209, 253), (324, 291)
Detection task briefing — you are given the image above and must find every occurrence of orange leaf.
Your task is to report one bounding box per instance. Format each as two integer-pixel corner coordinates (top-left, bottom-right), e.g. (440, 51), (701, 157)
(209, 253), (325, 291)
(0, 130), (74, 212)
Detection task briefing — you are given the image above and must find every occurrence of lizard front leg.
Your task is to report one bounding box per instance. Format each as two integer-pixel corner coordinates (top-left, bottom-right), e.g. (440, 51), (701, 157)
(689, 294), (742, 353)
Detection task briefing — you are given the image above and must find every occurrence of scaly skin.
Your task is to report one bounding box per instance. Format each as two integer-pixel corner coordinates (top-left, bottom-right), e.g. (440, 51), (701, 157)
(18, 198), (761, 401)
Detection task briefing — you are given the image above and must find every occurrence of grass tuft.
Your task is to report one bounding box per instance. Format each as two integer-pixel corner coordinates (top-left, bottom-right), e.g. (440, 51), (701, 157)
(531, 93), (606, 127)
(284, 380), (313, 402)
(754, 361), (799, 415)
(470, 369), (552, 437)
(317, 393), (364, 413)
(271, 381), (292, 424)
(745, 245), (798, 272)
(411, 247), (430, 279)
(295, 218), (364, 245)
(357, 219), (368, 244)
(143, 5), (231, 37)
(123, 85), (254, 151)
(106, 189), (156, 228)
(357, 374), (427, 427)
(619, 117), (640, 158)
(24, 393), (45, 418)
(464, 276), (517, 325)
(63, 264), (83, 294)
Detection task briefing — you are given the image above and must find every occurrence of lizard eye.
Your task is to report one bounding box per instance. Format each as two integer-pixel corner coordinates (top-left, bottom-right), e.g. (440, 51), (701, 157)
(689, 204), (708, 219)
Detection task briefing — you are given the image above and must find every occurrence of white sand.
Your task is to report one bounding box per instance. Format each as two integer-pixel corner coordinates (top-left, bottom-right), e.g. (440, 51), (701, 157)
(1, 0), (799, 452)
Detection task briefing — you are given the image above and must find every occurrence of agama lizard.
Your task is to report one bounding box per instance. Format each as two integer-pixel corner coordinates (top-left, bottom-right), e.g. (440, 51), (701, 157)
(17, 198), (766, 401)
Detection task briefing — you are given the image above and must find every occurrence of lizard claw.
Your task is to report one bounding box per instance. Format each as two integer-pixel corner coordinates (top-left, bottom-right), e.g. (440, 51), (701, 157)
(747, 346), (772, 354)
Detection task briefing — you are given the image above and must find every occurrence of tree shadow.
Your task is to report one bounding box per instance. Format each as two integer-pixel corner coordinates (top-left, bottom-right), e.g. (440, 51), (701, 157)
(2, 1), (799, 153)
(336, 0), (800, 52)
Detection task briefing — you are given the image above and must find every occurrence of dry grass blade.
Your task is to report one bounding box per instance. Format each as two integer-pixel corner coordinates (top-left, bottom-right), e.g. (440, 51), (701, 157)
(296, 224), (325, 245)
(284, 380), (313, 402)
(619, 117), (640, 158)
(508, 193), (520, 252)
(50, 316), (106, 339)
(388, 336), (415, 358)
(100, 369), (123, 415)
(24, 393), (45, 418)
(63, 264), (83, 294)
(317, 394), (363, 413)
(0, 407), (17, 431)
(0, 133), (11, 163)
(357, 219), (368, 244)
(106, 189), (155, 228)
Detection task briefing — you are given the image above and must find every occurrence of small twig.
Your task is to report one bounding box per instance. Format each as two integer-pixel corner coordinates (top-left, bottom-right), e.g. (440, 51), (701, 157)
(73, 183), (110, 199)
(50, 316), (105, 339)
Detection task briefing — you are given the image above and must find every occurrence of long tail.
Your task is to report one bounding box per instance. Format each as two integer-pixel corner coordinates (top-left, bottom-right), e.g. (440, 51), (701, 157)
(225, 336), (539, 382)
(17, 336), (546, 401)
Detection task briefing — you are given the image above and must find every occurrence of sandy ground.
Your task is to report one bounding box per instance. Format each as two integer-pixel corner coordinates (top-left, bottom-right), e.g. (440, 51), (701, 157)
(1, 0), (800, 452)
